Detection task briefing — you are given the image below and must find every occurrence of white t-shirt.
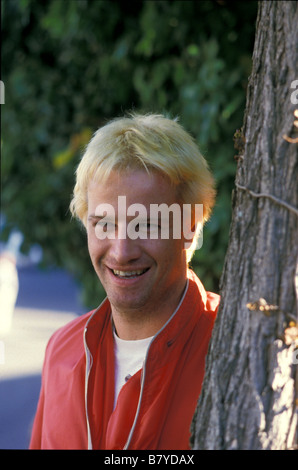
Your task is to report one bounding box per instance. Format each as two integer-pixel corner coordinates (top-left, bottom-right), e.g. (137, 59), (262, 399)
(113, 330), (153, 408)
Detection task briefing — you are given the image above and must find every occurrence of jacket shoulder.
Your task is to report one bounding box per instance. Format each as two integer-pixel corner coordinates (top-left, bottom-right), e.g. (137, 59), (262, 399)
(51, 310), (93, 342)
(44, 309), (95, 363)
(188, 269), (220, 320)
(196, 291), (219, 336)
(205, 291), (220, 317)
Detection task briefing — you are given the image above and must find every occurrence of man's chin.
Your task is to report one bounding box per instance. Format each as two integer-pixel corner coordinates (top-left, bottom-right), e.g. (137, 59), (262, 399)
(108, 292), (151, 315)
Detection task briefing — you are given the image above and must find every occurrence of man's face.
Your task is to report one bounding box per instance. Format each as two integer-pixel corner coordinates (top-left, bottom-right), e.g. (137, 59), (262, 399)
(87, 169), (188, 318)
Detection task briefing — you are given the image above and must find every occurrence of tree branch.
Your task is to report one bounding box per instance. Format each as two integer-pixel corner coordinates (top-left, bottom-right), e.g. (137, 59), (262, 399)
(235, 183), (298, 217)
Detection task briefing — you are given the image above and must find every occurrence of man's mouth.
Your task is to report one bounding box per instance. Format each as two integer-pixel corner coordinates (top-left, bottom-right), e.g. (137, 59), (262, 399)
(111, 268), (149, 279)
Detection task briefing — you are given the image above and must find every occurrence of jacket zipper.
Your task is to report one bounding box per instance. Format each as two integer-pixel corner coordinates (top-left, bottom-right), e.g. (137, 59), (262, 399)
(83, 306), (101, 450)
(84, 326), (93, 450)
(123, 357), (147, 450)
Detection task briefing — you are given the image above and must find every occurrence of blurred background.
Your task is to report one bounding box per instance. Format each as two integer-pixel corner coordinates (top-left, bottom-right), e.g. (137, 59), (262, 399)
(1, 0), (258, 448)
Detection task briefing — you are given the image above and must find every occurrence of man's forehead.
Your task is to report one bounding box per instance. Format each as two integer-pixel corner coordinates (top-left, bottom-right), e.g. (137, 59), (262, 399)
(88, 168), (176, 199)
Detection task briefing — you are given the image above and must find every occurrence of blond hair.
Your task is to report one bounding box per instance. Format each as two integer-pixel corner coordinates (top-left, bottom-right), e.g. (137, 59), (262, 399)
(70, 113), (216, 261)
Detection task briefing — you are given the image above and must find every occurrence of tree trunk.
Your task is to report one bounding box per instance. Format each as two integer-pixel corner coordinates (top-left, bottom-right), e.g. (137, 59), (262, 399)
(191, 1), (298, 450)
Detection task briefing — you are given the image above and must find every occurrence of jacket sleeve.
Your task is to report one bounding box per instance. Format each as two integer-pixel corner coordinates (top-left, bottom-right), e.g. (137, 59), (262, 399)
(29, 380), (45, 449)
(29, 334), (53, 449)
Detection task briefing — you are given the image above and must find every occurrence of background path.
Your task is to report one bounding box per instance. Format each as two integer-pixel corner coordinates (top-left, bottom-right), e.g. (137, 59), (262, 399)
(0, 266), (84, 449)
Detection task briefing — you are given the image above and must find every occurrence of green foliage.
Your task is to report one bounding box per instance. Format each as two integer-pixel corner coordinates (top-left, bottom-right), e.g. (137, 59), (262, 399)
(1, 0), (258, 309)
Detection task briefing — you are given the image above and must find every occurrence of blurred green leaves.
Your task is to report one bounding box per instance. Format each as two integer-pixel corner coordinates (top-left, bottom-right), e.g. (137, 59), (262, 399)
(1, 0), (257, 308)
(53, 128), (92, 169)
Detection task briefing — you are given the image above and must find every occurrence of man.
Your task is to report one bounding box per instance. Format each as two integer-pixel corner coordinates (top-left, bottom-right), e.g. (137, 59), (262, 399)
(30, 113), (220, 450)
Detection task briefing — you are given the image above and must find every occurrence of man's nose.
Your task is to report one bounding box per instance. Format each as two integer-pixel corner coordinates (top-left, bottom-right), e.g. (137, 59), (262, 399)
(108, 235), (141, 265)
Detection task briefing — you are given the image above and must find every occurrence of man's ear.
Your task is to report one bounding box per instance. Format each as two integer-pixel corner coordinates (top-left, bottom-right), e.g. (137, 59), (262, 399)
(182, 221), (196, 249)
(182, 203), (204, 250)
(183, 222), (203, 251)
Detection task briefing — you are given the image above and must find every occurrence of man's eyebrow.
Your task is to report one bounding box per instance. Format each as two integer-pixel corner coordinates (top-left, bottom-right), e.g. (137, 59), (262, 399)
(87, 214), (105, 221)
(88, 213), (116, 222)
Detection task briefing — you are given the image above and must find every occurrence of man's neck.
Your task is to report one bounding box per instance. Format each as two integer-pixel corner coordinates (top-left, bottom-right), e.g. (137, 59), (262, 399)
(111, 280), (187, 340)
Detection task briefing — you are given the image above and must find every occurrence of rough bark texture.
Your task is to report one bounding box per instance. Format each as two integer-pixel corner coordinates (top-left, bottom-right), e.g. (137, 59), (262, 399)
(191, 1), (298, 450)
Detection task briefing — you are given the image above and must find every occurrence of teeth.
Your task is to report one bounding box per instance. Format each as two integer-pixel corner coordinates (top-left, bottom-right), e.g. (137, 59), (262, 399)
(113, 269), (147, 277)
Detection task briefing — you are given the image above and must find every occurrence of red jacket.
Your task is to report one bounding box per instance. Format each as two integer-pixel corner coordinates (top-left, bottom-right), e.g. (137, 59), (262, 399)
(29, 270), (219, 450)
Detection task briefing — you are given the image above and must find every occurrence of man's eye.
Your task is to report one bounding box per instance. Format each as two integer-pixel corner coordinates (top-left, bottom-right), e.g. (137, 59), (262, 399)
(96, 220), (114, 231)
(138, 223), (160, 233)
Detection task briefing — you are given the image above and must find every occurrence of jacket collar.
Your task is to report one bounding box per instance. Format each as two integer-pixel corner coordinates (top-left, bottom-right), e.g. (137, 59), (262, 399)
(84, 269), (207, 361)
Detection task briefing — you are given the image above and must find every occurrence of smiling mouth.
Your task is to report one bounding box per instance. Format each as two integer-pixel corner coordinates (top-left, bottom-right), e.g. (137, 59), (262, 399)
(111, 268), (149, 279)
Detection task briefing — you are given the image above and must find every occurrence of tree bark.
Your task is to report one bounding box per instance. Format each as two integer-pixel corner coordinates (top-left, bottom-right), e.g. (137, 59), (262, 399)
(191, 1), (298, 450)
